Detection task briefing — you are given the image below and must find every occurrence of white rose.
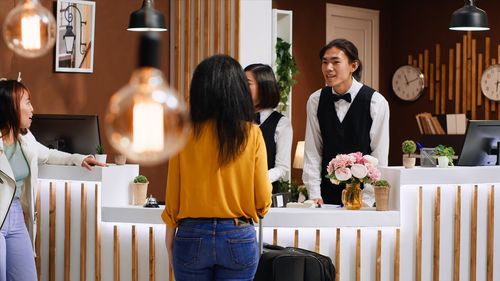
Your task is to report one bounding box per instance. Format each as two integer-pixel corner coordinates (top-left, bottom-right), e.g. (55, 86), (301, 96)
(363, 155), (379, 166)
(335, 168), (352, 181)
(351, 164), (368, 179)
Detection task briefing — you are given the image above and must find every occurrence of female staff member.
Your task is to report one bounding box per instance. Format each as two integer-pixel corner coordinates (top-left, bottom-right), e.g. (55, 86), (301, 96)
(162, 55), (272, 281)
(0, 79), (105, 281)
(244, 64), (292, 194)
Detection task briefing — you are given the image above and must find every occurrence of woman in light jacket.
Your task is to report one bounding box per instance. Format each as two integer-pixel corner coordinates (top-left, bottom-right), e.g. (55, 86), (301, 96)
(0, 79), (104, 281)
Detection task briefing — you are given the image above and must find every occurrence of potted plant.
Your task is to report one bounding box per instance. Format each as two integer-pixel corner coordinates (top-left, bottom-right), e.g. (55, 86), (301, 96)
(433, 144), (455, 168)
(114, 154), (127, 165)
(131, 175), (148, 205)
(95, 144), (107, 163)
(373, 179), (390, 211)
(275, 37), (299, 113)
(402, 140), (417, 168)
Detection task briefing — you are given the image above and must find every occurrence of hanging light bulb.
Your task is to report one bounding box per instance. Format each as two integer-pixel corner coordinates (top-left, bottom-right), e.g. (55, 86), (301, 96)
(2, 0), (56, 58)
(105, 33), (190, 166)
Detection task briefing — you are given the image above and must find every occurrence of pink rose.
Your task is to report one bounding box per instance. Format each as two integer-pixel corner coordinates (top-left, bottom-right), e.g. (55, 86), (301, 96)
(335, 167), (352, 182)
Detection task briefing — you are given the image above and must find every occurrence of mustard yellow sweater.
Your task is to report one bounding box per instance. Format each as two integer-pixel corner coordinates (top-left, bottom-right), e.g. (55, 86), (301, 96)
(161, 121), (272, 227)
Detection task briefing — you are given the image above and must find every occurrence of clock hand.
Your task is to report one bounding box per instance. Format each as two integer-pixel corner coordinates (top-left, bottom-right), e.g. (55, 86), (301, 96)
(404, 74), (409, 85)
(408, 77), (420, 83)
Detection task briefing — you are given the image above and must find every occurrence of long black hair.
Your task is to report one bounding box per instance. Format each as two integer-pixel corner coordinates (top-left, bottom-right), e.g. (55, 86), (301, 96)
(0, 79), (30, 139)
(320, 38), (363, 81)
(189, 54), (254, 165)
(244, 63), (280, 110)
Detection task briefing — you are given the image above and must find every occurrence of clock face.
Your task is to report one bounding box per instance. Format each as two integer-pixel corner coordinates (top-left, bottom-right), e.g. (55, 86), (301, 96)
(392, 65), (425, 101)
(481, 64), (500, 101)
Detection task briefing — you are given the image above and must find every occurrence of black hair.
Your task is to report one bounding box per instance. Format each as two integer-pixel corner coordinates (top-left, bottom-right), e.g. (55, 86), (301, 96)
(0, 79), (30, 139)
(244, 63), (280, 109)
(319, 38), (363, 81)
(189, 54), (254, 166)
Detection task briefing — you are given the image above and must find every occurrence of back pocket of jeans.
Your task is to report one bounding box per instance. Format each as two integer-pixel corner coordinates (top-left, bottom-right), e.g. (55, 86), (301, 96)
(174, 237), (202, 266)
(228, 238), (258, 267)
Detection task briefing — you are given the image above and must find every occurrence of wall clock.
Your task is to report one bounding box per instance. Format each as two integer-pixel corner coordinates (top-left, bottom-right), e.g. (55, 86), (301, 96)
(480, 64), (500, 101)
(392, 65), (425, 101)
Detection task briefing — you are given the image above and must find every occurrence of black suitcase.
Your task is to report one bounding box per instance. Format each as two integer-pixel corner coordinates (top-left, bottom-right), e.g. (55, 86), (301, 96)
(253, 242), (336, 281)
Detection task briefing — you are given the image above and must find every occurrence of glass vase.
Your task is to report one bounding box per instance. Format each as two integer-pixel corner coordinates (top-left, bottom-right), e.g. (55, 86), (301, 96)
(342, 183), (362, 210)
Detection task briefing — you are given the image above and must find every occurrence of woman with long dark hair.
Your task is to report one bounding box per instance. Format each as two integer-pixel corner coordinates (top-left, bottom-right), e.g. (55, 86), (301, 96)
(162, 55), (272, 281)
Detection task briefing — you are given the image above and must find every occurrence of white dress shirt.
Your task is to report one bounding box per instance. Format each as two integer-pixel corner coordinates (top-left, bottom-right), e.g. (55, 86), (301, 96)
(257, 109), (293, 183)
(302, 78), (390, 200)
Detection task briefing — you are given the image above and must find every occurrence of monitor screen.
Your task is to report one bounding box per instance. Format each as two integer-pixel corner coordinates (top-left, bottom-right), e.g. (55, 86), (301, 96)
(457, 120), (500, 166)
(29, 114), (101, 155)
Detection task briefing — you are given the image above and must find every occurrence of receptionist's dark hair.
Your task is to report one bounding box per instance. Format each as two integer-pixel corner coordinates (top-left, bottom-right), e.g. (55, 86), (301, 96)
(189, 54), (254, 166)
(0, 79), (30, 139)
(244, 63), (280, 110)
(320, 38), (363, 81)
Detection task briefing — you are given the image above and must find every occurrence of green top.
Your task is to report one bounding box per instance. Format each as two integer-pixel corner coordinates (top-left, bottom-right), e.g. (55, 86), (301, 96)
(3, 140), (29, 198)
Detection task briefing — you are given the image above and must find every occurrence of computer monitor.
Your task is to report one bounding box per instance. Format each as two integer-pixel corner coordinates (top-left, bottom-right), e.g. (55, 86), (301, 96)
(457, 120), (500, 166)
(29, 114), (101, 155)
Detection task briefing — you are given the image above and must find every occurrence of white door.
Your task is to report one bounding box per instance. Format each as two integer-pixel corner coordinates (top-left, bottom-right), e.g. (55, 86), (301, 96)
(326, 4), (380, 90)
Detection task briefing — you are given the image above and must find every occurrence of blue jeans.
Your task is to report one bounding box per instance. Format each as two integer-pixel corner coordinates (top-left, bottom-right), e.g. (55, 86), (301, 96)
(0, 199), (37, 281)
(173, 218), (259, 281)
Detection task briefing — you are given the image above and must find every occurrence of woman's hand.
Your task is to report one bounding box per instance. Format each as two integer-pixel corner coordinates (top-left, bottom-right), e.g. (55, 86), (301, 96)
(81, 156), (107, 171)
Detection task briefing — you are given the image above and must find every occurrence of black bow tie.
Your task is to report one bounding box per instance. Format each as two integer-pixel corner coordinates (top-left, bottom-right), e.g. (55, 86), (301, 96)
(332, 93), (351, 103)
(254, 112), (261, 125)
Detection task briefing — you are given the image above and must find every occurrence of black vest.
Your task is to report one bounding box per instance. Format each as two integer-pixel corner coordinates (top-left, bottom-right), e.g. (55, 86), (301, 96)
(317, 85), (375, 204)
(259, 111), (283, 194)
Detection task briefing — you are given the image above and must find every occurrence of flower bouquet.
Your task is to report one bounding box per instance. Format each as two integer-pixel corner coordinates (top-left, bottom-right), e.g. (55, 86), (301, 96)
(326, 152), (381, 209)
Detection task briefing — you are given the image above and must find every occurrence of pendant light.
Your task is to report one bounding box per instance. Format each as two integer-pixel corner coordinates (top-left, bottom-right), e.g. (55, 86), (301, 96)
(105, 33), (190, 166)
(127, 0), (167, 32)
(2, 0), (56, 58)
(449, 0), (489, 31)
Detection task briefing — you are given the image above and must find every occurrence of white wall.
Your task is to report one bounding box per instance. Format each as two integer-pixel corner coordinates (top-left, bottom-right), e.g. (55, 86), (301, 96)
(239, 0), (272, 68)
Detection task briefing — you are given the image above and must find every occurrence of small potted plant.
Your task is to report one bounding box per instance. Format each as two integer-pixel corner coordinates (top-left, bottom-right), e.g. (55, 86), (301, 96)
(373, 179), (390, 211)
(131, 175), (148, 205)
(95, 144), (107, 163)
(433, 144), (455, 168)
(114, 154), (127, 165)
(402, 140), (417, 168)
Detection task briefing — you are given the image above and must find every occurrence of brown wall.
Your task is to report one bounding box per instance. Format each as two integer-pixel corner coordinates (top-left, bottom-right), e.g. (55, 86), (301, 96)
(273, 0), (500, 182)
(0, 0), (170, 200)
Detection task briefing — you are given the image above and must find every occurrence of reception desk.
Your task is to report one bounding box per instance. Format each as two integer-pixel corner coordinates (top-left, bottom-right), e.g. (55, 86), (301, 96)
(36, 165), (500, 281)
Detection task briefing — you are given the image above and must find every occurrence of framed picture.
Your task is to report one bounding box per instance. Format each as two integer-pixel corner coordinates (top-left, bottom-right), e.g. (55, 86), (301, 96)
(55, 0), (96, 73)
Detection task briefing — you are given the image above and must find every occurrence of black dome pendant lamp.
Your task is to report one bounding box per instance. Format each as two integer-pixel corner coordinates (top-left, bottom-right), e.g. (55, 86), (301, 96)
(449, 0), (489, 31)
(127, 0), (167, 32)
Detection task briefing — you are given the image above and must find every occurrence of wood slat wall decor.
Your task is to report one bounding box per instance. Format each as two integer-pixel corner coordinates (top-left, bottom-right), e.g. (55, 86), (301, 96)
(455, 43), (461, 113)
(356, 229), (361, 281)
(448, 48), (454, 101)
(294, 229), (299, 248)
(132, 225), (138, 281)
(335, 228), (340, 281)
(376, 230), (381, 281)
(184, 0), (191, 100)
(416, 186), (423, 281)
(80, 184), (88, 281)
(64, 183), (71, 281)
(273, 228), (278, 245)
(149, 227), (156, 281)
(487, 185), (494, 281)
(49, 183), (56, 281)
(114, 225), (120, 281)
(394, 228), (400, 281)
(433, 187), (441, 281)
(470, 185), (478, 281)
(95, 184), (101, 281)
(453, 186), (461, 281)
(35, 189), (41, 281)
(315, 229), (320, 253)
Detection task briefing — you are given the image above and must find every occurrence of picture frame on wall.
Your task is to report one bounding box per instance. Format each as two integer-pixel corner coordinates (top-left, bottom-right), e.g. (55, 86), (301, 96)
(55, 0), (96, 73)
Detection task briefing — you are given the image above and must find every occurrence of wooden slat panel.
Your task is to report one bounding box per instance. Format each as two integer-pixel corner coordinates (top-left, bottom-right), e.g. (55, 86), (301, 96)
(184, 0), (191, 97)
(132, 225), (138, 281)
(467, 32), (472, 111)
(235, 0), (240, 60)
(453, 186), (461, 281)
(203, 0), (211, 58)
(214, 0), (220, 53)
(315, 229), (320, 253)
(487, 185), (494, 281)
(416, 186), (422, 281)
(470, 185), (478, 281)
(273, 228), (278, 245)
(35, 189), (41, 280)
(149, 227), (156, 281)
(80, 184), (87, 281)
(376, 230), (381, 281)
(436, 44), (441, 82)
(449, 48), (454, 101)
(485, 37), (491, 119)
(49, 182), (56, 281)
(394, 228), (400, 281)
(455, 43), (461, 113)
(433, 187), (441, 281)
(478, 53), (483, 107)
(224, 0), (230, 55)
(64, 183), (71, 281)
(492, 58), (497, 113)
(430, 63), (435, 102)
(294, 229), (299, 248)
(175, 0), (181, 91)
(441, 64), (446, 114)
(95, 184), (101, 281)
(462, 35), (467, 113)
(408, 55), (413, 65)
(424, 50), (429, 87)
(356, 229), (361, 281)
(336, 228), (340, 281)
(471, 39), (477, 119)
(114, 225), (120, 281)
(418, 53), (423, 70)
(194, 0), (201, 66)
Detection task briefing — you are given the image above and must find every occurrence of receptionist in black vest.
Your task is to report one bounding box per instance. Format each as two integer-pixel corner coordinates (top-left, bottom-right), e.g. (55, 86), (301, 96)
(245, 64), (292, 194)
(303, 39), (390, 205)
